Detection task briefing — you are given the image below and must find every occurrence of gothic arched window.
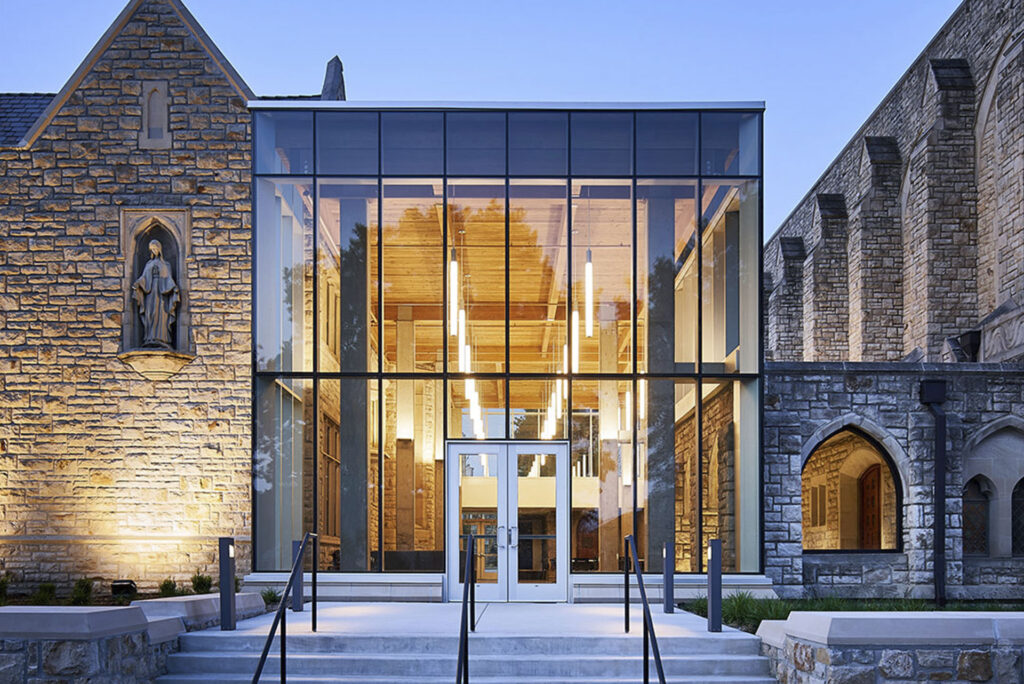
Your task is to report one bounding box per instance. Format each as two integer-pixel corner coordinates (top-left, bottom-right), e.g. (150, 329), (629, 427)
(1013, 479), (1024, 556)
(962, 476), (991, 557)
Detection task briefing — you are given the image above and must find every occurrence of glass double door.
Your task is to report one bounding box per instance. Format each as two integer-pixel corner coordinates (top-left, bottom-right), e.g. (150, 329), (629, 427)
(446, 442), (569, 602)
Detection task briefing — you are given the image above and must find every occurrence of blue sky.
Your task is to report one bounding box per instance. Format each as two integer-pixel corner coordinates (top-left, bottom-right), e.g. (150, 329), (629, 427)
(0, 0), (961, 236)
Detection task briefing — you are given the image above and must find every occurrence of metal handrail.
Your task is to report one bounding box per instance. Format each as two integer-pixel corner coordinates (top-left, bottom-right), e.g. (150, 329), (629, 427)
(252, 531), (318, 684)
(623, 534), (666, 684)
(455, 532), (476, 684)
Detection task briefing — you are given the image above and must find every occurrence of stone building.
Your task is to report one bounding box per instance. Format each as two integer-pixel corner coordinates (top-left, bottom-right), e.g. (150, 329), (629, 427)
(764, 0), (1024, 598)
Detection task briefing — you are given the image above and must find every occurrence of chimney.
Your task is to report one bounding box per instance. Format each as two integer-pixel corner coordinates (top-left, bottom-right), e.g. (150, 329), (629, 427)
(320, 56), (346, 101)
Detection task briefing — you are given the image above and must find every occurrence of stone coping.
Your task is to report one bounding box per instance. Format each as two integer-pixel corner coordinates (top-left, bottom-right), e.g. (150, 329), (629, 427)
(757, 611), (1024, 648)
(132, 592), (264, 625)
(0, 605), (148, 640)
(766, 360), (1023, 373)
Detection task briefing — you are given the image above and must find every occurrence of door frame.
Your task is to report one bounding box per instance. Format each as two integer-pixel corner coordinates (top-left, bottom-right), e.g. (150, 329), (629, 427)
(445, 441), (570, 603)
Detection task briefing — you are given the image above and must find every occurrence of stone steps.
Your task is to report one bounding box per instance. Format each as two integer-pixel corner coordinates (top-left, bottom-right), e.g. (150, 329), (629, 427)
(158, 628), (774, 682)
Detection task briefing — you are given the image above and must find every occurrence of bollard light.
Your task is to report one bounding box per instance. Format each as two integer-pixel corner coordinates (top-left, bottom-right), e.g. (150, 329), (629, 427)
(663, 542), (675, 614)
(707, 539), (722, 632)
(219, 537), (236, 631)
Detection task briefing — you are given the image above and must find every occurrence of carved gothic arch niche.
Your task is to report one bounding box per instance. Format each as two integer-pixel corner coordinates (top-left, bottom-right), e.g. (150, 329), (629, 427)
(118, 208), (194, 380)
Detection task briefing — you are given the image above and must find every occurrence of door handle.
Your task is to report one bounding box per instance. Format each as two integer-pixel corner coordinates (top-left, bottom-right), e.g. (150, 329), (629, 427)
(497, 525), (506, 549)
(509, 526), (518, 549)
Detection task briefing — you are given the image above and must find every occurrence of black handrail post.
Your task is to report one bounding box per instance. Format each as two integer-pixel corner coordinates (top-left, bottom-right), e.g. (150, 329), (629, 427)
(279, 598), (286, 684)
(312, 534), (318, 632)
(625, 534), (666, 684)
(291, 540), (303, 613)
(643, 616), (649, 684)
(623, 536), (630, 633)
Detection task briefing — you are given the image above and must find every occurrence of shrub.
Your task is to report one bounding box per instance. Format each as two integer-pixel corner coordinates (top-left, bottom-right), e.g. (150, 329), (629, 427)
(235, 576), (243, 594)
(159, 578), (178, 597)
(70, 578), (93, 606)
(30, 582), (57, 605)
(191, 572), (213, 595)
(261, 587), (281, 607)
(0, 572), (10, 606)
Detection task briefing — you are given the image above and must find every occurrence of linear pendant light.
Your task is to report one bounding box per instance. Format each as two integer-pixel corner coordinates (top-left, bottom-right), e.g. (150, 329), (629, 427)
(448, 248), (458, 335)
(571, 310), (580, 373)
(585, 248), (594, 337)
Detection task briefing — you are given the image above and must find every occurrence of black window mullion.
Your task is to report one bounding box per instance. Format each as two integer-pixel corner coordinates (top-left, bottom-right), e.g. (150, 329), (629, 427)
(311, 112), (320, 570)
(376, 112), (384, 572)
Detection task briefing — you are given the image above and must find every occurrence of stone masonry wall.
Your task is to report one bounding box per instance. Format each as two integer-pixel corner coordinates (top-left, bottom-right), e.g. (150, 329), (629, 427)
(764, 361), (1024, 599)
(765, 0), (1024, 363)
(0, 0), (252, 593)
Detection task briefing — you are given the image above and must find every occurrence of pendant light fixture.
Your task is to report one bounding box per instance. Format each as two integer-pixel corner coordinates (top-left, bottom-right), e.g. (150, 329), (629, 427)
(585, 192), (594, 337)
(571, 310), (580, 373)
(448, 247), (458, 335)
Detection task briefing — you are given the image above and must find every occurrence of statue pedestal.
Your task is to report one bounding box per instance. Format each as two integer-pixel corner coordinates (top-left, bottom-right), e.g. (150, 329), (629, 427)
(118, 349), (196, 381)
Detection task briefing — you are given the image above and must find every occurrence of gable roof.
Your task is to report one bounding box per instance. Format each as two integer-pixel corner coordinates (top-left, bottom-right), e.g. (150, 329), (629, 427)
(0, 94), (54, 147)
(16, 0), (254, 148)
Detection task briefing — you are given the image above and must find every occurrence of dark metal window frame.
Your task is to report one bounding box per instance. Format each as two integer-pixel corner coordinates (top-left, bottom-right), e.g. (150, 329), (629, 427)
(251, 106), (765, 575)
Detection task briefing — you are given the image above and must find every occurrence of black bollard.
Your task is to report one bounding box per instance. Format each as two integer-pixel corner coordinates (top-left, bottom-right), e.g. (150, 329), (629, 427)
(292, 540), (304, 612)
(219, 537), (235, 631)
(707, 539), (721, 632)
(663, 542), (674, 614)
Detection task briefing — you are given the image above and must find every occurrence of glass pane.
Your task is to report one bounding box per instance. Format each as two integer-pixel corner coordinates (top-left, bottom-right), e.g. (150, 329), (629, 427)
(572, 180), (632, 374)
(318, 378), (378, 571)
(457, 449), (499, 584)
(317, 179), (378, 372)
(571, 379), (633, 573)
(255, 178), (313, 372)
(517, 451), (558, 584)
(638, 180), (697, 374)
(701, 180), (759, 373)
(636, 112), (697, 175)
(449, 378), (507, 440)
(640, 378), (697, 573)
(382, 112), (443, 175)
(255, 111), (313, 175)
(701, 112), (760, 176)
(254, 377), (313, 571)
(447, 112), (506, 176)
(317, 111), (378, 175)
(509, 112), (567, 176)
(381, 180), (443, 373)
(382, 379), (444, 571)
(510, 379), (567, 440)
(570, 112), (632, 176)
(448, 180), (506, 374)
(509, 180), (567, 373)
(700, 379), (759, 573)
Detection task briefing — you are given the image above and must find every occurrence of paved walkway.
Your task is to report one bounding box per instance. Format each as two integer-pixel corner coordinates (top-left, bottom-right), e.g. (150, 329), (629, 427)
(220, 602), (751, 641)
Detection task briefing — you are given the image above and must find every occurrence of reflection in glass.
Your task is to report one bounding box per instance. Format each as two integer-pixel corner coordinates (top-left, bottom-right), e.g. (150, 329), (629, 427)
(381, 180), (443, 373)
(317, 180), (377, 372)
(255, 111), (313, 175)
(700, 379), (759, 573)
(509, 180), (567, 373)
(317, 112), (378, 175)
(571, 379), (633, 572)
(382, 379), (444, 571)
(256, 178), (312, 372)
(449, 378), (507, 440)
(509, 112), (567, 176)
(510, 380), (567, 441)
(640, 379), (698, 573)
(457, 449), (499, 585)
(637, 181), (697, 374)
(701, 112), (760, 176)
(447, 112), (506, 176)
(448, 180), (506, 374)
(636, 112), (698, 176)
(317, 378), (379, 571)
(570, 112), (632, 176)
(572, 180), (632, 374)
(517, 452), (558, 584)
(701, 180), (759, 373)
(254, 377), (312, 571)
(382, 112), (443, 175)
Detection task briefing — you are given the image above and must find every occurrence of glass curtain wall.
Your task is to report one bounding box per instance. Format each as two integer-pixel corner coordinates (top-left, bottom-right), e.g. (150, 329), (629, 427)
(253, 107), (763, 574)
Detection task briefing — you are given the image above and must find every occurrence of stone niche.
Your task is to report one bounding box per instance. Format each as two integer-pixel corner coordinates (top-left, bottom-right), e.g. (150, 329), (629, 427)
(118, 208), (195, 380)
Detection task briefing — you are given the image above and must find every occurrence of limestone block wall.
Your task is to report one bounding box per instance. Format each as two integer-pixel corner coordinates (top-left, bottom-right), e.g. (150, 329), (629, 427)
(765, 0), (1024, 363)
(764, 361), (1024, 599)
(0, 0), (252, 592)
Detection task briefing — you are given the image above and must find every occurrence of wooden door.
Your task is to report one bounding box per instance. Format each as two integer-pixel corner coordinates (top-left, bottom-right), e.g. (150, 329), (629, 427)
(859, 464), (881, 549)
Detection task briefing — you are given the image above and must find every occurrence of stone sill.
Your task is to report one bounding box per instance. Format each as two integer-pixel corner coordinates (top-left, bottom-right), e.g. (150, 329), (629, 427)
(766, 360), (1024, 374)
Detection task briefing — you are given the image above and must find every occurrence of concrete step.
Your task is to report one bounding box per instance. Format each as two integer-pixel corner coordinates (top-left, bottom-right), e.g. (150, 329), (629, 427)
(158, 675), (779, 684)
(178, 632), (763, 656)
(164, 652), (771, 678)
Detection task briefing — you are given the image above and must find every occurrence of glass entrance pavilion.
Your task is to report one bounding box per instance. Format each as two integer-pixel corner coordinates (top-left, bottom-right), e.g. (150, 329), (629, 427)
(252, 103), (763, 599)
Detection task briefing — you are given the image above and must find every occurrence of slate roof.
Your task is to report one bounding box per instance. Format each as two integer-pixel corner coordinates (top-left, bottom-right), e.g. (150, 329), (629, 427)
(0, 93), (54, 146)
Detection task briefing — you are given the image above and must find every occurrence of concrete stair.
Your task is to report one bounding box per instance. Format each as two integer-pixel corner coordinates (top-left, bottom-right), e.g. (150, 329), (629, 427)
(157, 631), (775, 683)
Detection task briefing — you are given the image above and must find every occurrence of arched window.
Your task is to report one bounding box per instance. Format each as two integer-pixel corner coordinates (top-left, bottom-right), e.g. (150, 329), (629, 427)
(802, 428), (900, 551)
(1013, 479), (1024, 556)
(962, 476), (991, 556)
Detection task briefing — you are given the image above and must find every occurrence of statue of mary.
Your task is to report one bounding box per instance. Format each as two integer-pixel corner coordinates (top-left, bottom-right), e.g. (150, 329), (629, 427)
(133, 239), (180, 348)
